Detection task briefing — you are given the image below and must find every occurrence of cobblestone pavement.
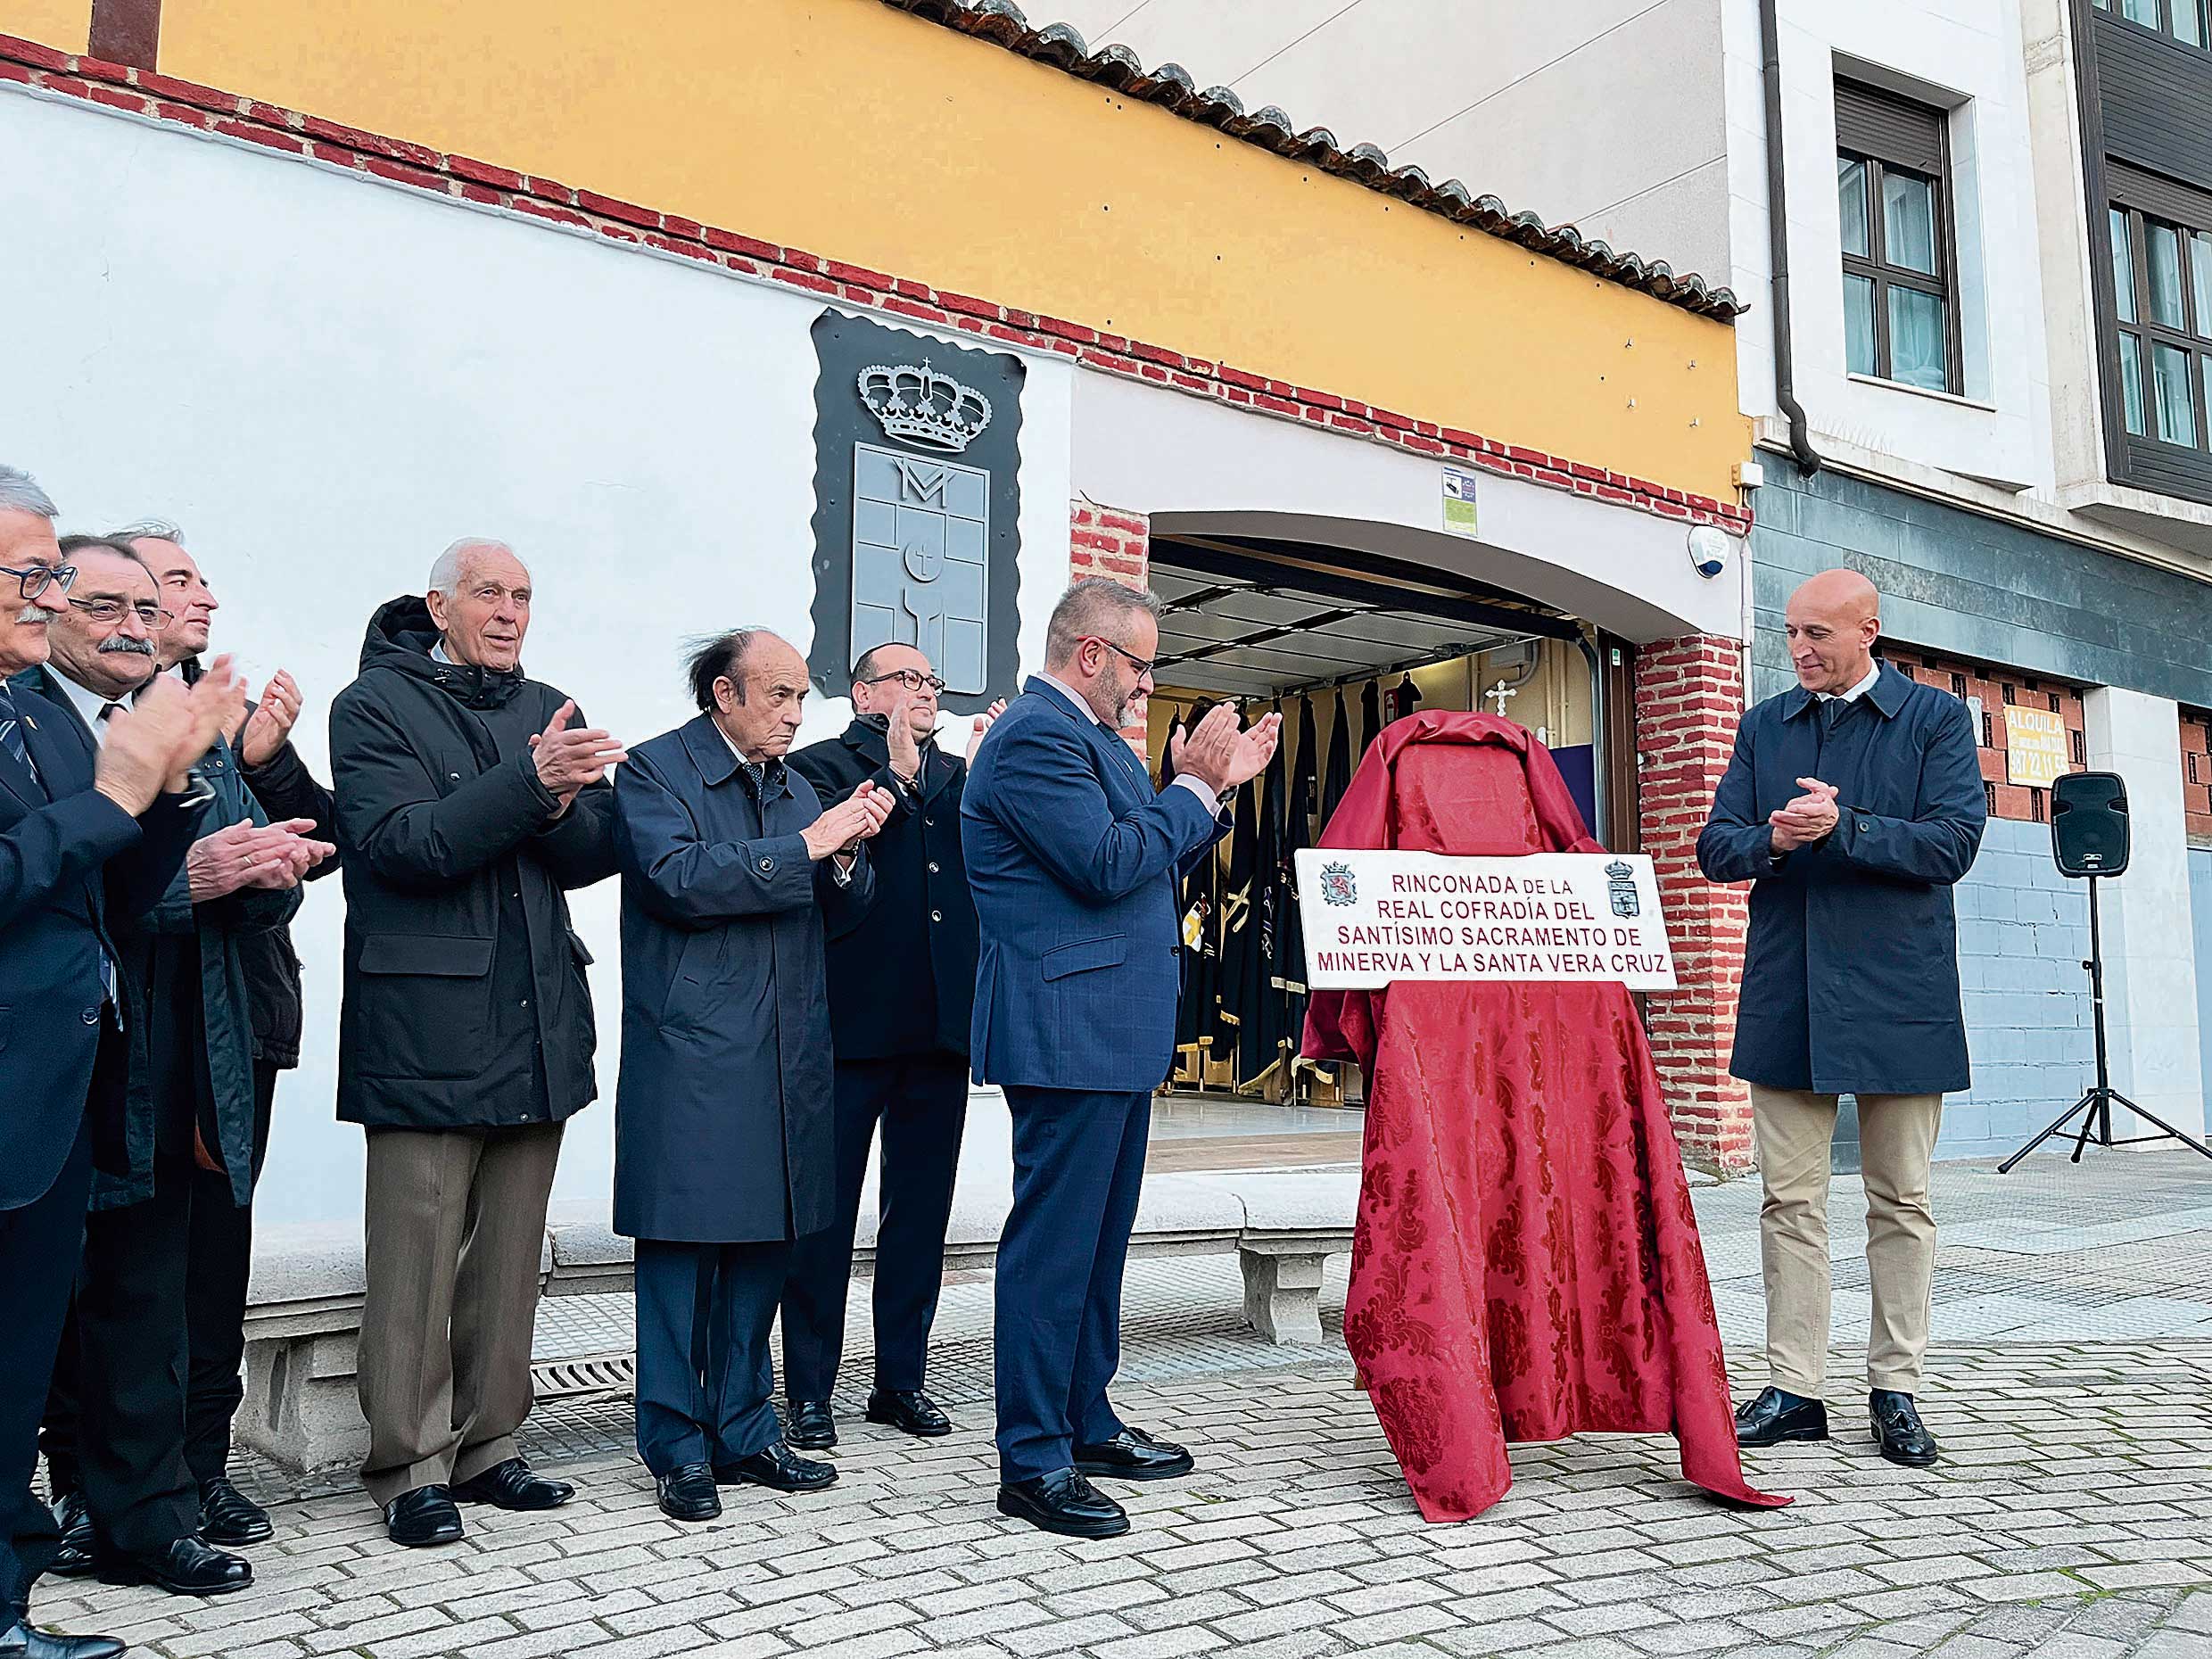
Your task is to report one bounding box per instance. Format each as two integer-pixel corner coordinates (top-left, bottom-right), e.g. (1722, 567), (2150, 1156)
(37, 1152), (2212, 1658)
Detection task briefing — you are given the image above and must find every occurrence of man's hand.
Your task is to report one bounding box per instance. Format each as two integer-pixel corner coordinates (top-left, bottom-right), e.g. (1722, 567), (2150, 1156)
(885, 691), (922, 785)
(530, 700), (627, 811)
(802, 780), (895, 861)
(1174, 703), (1283, 794)
(186, 817), (333, 901)
(1770, 776), (1841, 852)
(95, 659), (243, 816)
(239, 669), (304, 769)
(964, 698), (1006, 764)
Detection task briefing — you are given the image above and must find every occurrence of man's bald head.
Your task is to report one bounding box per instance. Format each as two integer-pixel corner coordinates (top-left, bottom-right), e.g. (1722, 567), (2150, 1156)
(1784, 568), (1882, 695)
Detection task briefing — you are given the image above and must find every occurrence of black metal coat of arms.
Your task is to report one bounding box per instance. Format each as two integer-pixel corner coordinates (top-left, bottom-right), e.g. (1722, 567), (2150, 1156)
(807, 311), (1024, 714)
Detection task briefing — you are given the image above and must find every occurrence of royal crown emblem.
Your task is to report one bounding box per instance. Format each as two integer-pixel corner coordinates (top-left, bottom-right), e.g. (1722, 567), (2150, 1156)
(858, 359), (994, 453)
(1605, 859), (1641, 920)
(1318, 861), (1358, 908)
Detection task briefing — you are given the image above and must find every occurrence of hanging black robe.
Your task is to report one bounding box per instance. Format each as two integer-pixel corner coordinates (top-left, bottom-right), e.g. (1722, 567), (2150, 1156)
(1215, 776), (1259, 1061)
(1272, 696), (1320, 1045)
(1322, 689), (1354, 824)
(1240, 712), (1289, 1088)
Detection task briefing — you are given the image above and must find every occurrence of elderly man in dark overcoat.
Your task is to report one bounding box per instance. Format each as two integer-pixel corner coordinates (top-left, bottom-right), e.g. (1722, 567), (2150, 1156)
(1698, 568), (1985, 1471)
(613, 629), (890, 1523)
(329, 538), (625, 1548)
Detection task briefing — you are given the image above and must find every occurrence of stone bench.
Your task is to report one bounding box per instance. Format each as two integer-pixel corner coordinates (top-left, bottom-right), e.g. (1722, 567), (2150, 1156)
(237, 1168), (1358, 1474)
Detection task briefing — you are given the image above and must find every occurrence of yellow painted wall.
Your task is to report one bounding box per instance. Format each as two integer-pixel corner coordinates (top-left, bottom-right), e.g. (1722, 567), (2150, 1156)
(51, 0), (1746, 498)
(0, 0), (90, 54)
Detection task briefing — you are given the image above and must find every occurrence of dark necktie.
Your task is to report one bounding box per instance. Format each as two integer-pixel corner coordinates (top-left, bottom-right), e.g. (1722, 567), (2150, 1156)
(0, 681), (40, 793)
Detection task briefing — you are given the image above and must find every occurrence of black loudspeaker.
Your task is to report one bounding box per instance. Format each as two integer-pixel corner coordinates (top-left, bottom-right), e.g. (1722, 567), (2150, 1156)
(2051, 771), (2129, 878)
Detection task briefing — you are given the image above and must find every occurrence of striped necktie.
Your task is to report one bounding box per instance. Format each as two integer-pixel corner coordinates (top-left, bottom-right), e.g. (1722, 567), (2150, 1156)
(0, 681), (39, 789)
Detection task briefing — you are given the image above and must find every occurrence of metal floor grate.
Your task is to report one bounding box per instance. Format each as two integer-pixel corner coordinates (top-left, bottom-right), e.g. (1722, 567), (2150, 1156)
(531, 1351), (636, 1400)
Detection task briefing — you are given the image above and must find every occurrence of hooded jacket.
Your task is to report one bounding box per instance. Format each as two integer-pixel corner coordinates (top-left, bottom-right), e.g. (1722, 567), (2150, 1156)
(327, 596), (617, 1130)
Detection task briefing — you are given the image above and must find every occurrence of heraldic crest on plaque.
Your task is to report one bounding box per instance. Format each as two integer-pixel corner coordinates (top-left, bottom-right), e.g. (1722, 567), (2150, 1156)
(809, 312), (1024, 712)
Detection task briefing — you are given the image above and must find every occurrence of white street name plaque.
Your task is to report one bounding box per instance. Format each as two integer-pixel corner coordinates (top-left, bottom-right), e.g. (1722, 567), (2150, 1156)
(1294, 849), (1677, 991)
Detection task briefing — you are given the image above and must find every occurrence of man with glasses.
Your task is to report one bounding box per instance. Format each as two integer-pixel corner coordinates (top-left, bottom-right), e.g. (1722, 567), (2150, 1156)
(22, 536), (329, 1598)
(780, 643), (1003, 1450)
(0, 466), (243, 1658)
(962, 578), (1279, 1538)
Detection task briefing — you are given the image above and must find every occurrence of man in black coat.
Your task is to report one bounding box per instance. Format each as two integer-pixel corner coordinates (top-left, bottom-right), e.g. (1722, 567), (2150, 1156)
(329, 538), (624, 1548)
(0, 465), (238, 1659)
(612, 631), (888, 1523)
(780, 644), (1000, 1450)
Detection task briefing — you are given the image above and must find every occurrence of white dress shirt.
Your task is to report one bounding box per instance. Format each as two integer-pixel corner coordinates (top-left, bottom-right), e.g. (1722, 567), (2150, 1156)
(1818, 662), (1882, 704)
(49, 670), (127, 750)
(1033, 669), (1220, 814)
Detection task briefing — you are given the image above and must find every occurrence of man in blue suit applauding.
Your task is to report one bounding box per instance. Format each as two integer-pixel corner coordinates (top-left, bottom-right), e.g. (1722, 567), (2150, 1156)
(964, 578), (1278, 1539)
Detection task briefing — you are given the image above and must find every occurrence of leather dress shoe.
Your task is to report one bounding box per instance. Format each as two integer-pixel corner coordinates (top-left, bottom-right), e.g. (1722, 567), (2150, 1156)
(1870, 1390), (1940, 1467)
(997, 1469), (1129, 1539)
(0, 1607), (125, 1659)
(44, 1493), (93, 1579)
(383, 1485), (464, 1548)
(198, 1475), (274, 1547)
(95, 1535), (252, 1596)
(656, 1463), (722, 1523)
(865, 1389), (953, 1438)
(714, 1441), (838, 1494)
(452, 1458), (574, 1511)
(1072, 1426), (1194, 1482)
(1734, 1386), (1830, 1448)
(785, 1399), (837, 1451)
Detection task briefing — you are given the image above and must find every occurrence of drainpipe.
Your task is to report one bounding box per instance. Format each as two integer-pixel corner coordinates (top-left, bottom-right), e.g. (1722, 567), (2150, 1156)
(1761, 0), (1822, 476)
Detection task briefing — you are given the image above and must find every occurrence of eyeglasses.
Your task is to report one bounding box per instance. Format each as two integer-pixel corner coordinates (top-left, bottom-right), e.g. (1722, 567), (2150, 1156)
(861, 669), (947, 696)
(1085, 636), (1160, 680)
(67, 597), (175, 631)
(1, 562), (76, 602)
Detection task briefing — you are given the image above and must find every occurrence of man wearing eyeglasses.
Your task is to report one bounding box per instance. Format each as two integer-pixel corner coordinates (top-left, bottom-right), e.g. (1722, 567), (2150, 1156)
(779, 644), (1003, 1452)
(962, 578), (1280, 1539)
(0, 466), (244, 1659)
(21, 535), (329, 1598)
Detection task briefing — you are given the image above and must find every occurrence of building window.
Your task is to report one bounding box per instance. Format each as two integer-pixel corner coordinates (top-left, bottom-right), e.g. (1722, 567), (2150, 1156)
(1835, 79), (1961, 394)
(2092, 0), (2210, 53)
(2109, 197), (2212, 457)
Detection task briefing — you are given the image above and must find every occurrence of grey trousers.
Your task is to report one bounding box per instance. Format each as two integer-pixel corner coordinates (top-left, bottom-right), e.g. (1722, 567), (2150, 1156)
(357, 1122), (564, 1506)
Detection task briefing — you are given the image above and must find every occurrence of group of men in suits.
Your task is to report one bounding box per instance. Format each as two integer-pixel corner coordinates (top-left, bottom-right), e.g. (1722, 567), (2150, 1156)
(2, 455), (1285, 1655)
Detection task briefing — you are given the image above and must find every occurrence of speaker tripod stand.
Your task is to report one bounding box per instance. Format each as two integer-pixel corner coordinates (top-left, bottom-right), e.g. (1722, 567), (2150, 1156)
(2000, 874), (2212, 1173)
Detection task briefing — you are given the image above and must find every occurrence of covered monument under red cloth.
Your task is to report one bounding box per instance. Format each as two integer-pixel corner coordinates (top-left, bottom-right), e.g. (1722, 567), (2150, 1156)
(1300, 711), (1786, 1523)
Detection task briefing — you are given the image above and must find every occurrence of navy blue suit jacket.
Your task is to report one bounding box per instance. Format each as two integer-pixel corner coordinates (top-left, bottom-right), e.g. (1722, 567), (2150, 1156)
(1696, 659), (1986, 1095)
(0, 678), (190, 1210)
(962, 677), (1223, 1093)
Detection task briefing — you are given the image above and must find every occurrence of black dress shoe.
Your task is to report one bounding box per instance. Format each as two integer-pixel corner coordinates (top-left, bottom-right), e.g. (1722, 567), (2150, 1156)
(656, 1464), (722, 1523)
(95, 1535), (252, 1596)
(1072, 1426), (1194, 1482)
(383, 1485), (464, 1548)
(785, 1399), (837, 1451)
(198, 1476), (274, 1547)
(0, 1611), (126, 1659)
(1734, 1386), (1830, 1448)
(865, 1389), (953, 1438)
(452, 1457), (574, 1512)
(714, 1441), (838, 1494)
(1870, 1390), (1940, 1467)
(44, 1494), (93, 1580)
(997, 1469), (1129, 1539)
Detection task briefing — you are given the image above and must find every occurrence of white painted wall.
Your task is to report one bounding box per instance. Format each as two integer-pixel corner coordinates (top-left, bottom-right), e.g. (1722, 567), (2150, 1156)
(1722, 0), (2054, 495)
(2083, 688), (2207, 1143)
(0, 87), (1077, 1226)
(1050, 0), (1735, 281)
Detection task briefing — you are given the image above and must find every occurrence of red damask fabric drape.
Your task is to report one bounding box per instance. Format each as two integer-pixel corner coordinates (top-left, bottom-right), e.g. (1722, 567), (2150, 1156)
(1301, 712), (1785, 1523)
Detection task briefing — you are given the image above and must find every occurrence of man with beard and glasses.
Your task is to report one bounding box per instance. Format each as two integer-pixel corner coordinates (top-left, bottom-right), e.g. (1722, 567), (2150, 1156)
(0, 467), (240, 1659)
(37, 523), (338, 1569)
(22, 536), (328, 1599)
(330, 539), (623, 1548)
(962, 578), (1278, 1539)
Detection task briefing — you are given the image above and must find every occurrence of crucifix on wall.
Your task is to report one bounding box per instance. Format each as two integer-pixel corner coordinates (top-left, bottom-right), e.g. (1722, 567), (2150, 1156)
(1486, 679), (1519, 718)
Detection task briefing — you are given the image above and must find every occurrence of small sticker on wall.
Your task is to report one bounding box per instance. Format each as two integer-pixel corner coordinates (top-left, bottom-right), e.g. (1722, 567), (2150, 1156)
(1442, 466), (1480, 537)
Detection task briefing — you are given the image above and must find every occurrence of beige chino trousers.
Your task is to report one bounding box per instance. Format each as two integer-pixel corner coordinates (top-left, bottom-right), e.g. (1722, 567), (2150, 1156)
(1750, 1085), (1942, 1398)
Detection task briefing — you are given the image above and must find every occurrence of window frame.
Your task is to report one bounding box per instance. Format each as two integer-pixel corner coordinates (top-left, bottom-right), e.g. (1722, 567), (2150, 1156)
(2091, 0), (2212, 56)
(2104, 178), (2212, 463)
(1834, 81), (1965, 397)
